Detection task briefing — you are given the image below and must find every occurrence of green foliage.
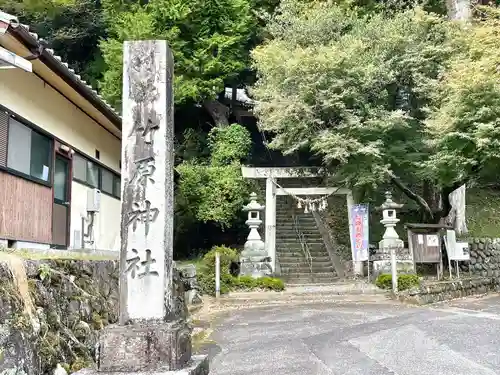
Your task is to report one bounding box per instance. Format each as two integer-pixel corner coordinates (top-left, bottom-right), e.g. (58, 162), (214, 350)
(198, 245), (239, 295)
(375, 273), (420, 291)
(197, 246), (285, 295)
(38, 264), (52, 282)
(253, 2), (466, 191)
(209, 124), (252, 166)
(252, 0), (500, 224)
(176, 124), (252, 228)
(232, 275), (285, 291)
(425, 15), (500, 187)
(465, 188), (500, 238)
(0, 0), (106, 86)
(99, 0), (256, 108)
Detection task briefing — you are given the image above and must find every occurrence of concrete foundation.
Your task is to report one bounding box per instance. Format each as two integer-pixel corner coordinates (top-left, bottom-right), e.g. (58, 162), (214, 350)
(75, 356), (209, 375)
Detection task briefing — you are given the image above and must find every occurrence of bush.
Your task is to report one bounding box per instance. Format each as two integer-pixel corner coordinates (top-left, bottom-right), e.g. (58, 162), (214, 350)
(232, 276), (285, 291)
(198, 245), (238, 295)
(375, 273), (420, 291)
(197, 245), (285, 295)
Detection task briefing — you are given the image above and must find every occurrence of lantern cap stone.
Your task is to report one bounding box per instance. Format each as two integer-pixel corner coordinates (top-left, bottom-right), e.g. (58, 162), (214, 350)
(243, 192), (265, 212)
(378, 191), (404, 210)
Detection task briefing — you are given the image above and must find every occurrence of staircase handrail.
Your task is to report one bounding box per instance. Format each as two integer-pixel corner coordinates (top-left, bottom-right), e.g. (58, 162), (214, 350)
(292, 211), (313, 274)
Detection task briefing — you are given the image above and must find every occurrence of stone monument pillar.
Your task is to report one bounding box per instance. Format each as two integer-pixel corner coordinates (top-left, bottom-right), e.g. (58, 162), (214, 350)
(240, 192), (271, 277)
(75, 40), (208, 375)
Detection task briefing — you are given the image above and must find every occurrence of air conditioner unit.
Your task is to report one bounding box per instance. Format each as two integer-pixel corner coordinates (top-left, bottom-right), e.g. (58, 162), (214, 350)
(87, 188), (101, 212)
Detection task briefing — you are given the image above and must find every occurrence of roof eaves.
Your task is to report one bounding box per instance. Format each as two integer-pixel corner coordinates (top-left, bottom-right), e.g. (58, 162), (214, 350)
(0, 10), (122, 130)
(224, 87), (256, 108)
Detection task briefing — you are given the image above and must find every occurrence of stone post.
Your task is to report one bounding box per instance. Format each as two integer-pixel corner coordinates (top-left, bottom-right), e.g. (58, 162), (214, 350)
(75, 40), (208, 375)
(240, 192), (271, 277)
(265, 177), (277, 272)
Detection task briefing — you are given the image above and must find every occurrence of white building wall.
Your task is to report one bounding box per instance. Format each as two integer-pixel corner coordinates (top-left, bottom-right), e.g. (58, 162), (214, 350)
(70, 182), (121, 251)
(0, 68), (121, 251)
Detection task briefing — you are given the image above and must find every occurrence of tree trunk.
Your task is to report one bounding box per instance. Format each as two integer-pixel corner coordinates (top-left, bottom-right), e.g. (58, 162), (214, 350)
(311, 210), (347, 278)
(203, 99), (230, 127)
(444, 0), (470, 233)
(443, 184), (468, 235)
(446, 0), (471, 21)
(389, 172), (434, 220)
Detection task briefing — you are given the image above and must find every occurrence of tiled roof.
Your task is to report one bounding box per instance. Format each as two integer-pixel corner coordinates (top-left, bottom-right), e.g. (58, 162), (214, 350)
(224, 87), (255, 107)
(0, 10), (121, 125)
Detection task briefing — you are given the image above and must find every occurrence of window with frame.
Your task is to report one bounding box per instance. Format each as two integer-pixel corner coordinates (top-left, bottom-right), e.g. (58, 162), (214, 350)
(73, 153), (121, 199)
(6, 117), (52, 182)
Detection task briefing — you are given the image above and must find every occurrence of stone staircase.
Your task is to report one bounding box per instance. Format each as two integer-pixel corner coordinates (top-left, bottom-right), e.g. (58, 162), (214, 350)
(276, 198), (338, 284)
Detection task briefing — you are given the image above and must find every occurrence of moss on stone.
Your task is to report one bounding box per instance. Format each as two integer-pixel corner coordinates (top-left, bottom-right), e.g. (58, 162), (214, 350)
(91, 312), (104, 330)
(70, 357), (93, 373)
(1, 257), (120, 375)
(60, 363), (70, 374)
(38, 331), (61, 369)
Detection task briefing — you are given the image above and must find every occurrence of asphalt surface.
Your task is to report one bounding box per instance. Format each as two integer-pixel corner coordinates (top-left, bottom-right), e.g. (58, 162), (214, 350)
(209, 294), (500, 375)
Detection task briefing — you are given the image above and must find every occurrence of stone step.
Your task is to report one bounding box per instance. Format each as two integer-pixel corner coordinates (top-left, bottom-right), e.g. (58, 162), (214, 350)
(277, 235), (323, 240)
(278, 255), (332, 263)
(275, 220), (318, 225)
(277, 249), (330, 256)
(276, 241), (325, 247)
(276, 247), (328, 254)
(276, 250), (329, 257)
(279, 260), (332, 268)
(276, 226), (319, 231)
(280, 272), (339, 284)
(275, 217), (314, 221)
(281, 265), (335, 273)
(277, 243), (327, 248)
(276, 234), (322, 240)
(276, 228), (321, 234)
(276, 243), (324, 248)
(280, 263), (335, 275)
(278, 257), (333, 265)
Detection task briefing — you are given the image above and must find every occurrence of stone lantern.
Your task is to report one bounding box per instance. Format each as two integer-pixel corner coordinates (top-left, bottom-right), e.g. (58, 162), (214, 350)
(375, 191), (407, 291)
(379, 191), (404, 249)
(240, 192), (271, 278)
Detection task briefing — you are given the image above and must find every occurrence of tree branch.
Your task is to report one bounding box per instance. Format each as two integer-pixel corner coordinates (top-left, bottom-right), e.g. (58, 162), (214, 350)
(388, 171), (434, 219)
(203, 99), (229, 127)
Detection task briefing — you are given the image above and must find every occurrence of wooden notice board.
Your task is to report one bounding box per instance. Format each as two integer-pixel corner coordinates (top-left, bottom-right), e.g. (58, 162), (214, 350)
(410, 232), (441, 263)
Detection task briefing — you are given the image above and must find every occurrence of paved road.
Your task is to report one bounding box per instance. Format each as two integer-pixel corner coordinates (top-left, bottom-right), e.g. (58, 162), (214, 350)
(209, 294), (500, 375)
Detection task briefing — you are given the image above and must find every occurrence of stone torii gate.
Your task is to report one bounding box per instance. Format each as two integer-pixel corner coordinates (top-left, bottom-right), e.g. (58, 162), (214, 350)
(241, 166), (363, 276)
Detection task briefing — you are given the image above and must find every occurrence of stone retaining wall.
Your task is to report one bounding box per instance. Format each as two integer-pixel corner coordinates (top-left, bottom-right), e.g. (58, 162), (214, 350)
(461, 238), (500, 277)
(0, 256), (196, 375)
(395, 277), (498, 305)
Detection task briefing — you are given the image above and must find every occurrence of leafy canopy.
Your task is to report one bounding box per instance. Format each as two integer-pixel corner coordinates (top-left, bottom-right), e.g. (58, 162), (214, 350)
(176, 124), (252, 228)
(426, 8), (500, 187)
(252, 0), (467, 190)
(100, 0), (256, 108)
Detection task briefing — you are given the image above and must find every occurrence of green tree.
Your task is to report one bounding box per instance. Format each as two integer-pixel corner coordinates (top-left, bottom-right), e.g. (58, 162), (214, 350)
(0, 0), (106, 87)
(99, 0), (256, 125)
(426, 7), (500, 190)
(176, 124), (253, 228)
(251, 0), (469, 221)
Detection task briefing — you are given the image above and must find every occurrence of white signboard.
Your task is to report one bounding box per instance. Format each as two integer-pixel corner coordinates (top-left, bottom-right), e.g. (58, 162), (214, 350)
(417, 234), (424, 245)
(426, 234), (439, 247)
(444, 229), (470, 261)
(0, 46), (32, 72)
(453, 242), (470, 261)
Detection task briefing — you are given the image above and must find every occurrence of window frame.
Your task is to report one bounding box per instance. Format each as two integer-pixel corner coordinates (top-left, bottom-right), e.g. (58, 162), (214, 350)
(0, 105), (121, 197)
(72, 152), (121, 200)
(2, 114), (53, 187)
